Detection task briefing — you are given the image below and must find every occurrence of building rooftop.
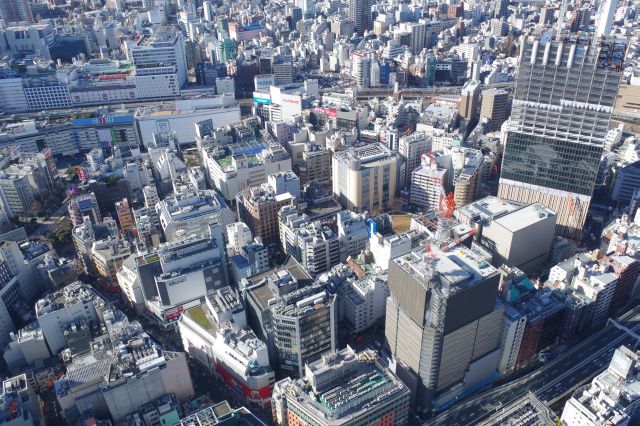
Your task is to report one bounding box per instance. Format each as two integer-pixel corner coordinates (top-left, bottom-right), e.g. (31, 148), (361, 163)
(35, 281), (102, 318)
(158, 189), (229, 224)
(456, 196), (556, 231)
(333, 143), (396, 168)
(56, 330), (184, 397)
(244, 257), (312, 311)
(180, 400), (267, 426)
(271, 283), (335, 317)
(392, 243), (496, 293)
(18, 238), (51, 261)
(564, 345), (640, 425)
(274, 347), (409, 421)
(0, 374), (32, 425)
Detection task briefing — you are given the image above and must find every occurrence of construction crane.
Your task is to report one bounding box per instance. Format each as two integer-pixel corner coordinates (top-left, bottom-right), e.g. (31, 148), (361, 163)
(423, 186), (475, 256)
(439, 188), (456, 219)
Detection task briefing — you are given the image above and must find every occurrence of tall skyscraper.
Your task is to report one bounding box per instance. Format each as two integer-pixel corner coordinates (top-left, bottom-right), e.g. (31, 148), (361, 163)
(352, 52), (372, 88)
(349, 0), (372, 35)
(494, 0), (509, 19)
(0, 0), (34, 24)
(595, 0), (618, 38)
(498, 35), (624, 238)
(385, 242), (504, 414)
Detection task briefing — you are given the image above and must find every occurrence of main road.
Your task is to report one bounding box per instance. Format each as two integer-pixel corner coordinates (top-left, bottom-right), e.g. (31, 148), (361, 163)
(425, 306), (640, 425)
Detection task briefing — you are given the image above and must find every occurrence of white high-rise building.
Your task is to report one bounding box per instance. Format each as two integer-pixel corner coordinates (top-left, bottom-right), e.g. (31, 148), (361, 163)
(410, 155), (448, 211)
(595, 0), (618, 38)
(370, 61), (380, 87)
(398, 132), (432, 185)
(226, 222), (253, 256)
(352, 53), (371, 88)
(129, 30), (188, 98)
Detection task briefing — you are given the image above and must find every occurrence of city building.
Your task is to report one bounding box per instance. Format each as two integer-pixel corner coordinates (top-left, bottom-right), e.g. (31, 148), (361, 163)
(56, 326), (194, 423)
(398, 132), (432, 186)
(133, 207), (161, 249)
(455, 196), (557, 274)
(341, 272), (390, 334)
(68, 193), (102, 226)
(336, 210), (369, 259)
(179, 400), (266, 425)
(507, 283), (564, 368)
(120, 394), (181, 426)
(91, 236), (131, 288)
(115, 198), (134, 235)
(349, 0), (373, 35)
(200, 142), (292, 202)
(496, 298), (526, 376)
(301, 144), (332, 187)
(561, 345), (640, 425)
(498, 36), (625, 238)
(226, 222), (253, 256)
(135, 97), (239, 147)
(480, 89), (509, 132)
(72, 217), (118, 275)
(230, 240), (270, 285)
(2, 24), (52, 59)
(410, 155), (449, 211)
(369, 229), (419, 271)
(236, 171), (299, 247)
(278, 207), (342, 276)
(459, 80), (480, 122)
(0, 374), (42, 426)
(129, 30), (188, 98)
(3, 322), (50, 370)
(156, 188), (236, 242)
(271, 284), (337, 376)
(272, 347), (410, 426)
(141, 225), (229, 327)
(333, 143), (398, 214)
(178, 288), (275, 408)
(385, 240), (503, 413)
(0, 0), (34, 24)
(612, 162), (640, 206)
(35, 282), (106, 355)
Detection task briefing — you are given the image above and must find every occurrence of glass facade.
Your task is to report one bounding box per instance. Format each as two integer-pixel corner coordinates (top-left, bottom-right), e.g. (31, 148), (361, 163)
(500, 37), (624, 196)
(501, 132), (602, 196)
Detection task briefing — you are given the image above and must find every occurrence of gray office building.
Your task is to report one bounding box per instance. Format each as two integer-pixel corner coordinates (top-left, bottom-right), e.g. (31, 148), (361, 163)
(385, 242), (503, 415)
(498, 35), (624, 238)
(349, 0), (373, 35)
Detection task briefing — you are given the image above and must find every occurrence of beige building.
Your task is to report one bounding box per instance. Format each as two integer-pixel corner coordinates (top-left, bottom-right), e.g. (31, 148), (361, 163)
(332, 143), (398, 214)
(480, 89), (509, 132)
(91, 237), (131, 284)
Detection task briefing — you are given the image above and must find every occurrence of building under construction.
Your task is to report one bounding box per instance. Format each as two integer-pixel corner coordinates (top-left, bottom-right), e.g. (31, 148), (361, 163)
(384, 227), (503, 415)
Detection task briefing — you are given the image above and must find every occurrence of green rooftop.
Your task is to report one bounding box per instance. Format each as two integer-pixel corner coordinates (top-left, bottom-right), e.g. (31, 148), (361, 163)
(216, 154), (233, 169)
(247, 155), (261, 167)
(186, 305), (211, 330)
